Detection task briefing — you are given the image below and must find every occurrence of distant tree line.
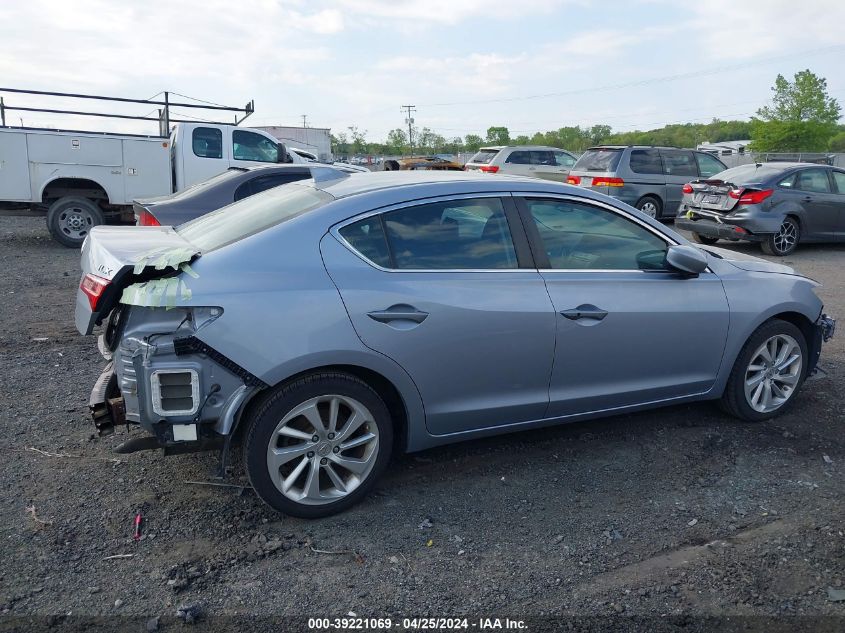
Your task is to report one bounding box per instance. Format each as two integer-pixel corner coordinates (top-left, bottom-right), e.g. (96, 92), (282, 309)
(331, 70), (844, 156)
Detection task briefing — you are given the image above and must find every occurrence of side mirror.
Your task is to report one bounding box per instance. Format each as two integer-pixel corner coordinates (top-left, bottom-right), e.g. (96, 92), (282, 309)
(277, 142), (290, 163)
(665, 244), (708, 277)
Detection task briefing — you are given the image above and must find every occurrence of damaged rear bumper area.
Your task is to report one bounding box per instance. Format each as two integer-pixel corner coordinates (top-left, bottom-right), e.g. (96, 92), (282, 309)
(88, 305), (264, 454)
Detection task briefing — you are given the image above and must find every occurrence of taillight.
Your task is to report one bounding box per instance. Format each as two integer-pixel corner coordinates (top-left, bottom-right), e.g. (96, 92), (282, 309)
(591, 176), (624, 187)
(567, 175), (581, 185)
(80, 274), (110, 311)
(730, 188), (773, 205)
(138, 209), (161, 226)
(682, 183), (694, 194)
(479, 165), (499, 173)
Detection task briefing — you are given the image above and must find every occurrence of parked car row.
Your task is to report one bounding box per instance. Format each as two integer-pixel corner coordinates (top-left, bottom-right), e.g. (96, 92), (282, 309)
(80, 168), (835, 518)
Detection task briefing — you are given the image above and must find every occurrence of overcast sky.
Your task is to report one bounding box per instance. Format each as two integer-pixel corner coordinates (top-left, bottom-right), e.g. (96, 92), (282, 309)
(2, 0), (843, 141)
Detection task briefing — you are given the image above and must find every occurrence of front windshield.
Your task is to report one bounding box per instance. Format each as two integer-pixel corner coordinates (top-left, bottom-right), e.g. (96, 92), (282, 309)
(177, 183), (333, 252)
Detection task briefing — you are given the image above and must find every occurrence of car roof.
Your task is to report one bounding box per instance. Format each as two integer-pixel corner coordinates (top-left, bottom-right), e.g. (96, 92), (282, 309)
(478, 145), (569, 152)
(310, 170), (608, 206)
(586, 145), (683, 150)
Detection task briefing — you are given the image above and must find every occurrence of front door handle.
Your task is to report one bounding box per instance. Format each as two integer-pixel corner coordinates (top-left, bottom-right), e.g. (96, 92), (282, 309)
(367, 307), (429, 324)
(802, 196), (813, 202)
(560, 304), (608, 321)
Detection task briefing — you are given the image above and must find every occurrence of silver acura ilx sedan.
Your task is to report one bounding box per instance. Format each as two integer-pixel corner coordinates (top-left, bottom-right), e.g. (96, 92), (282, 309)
(75, 169), (835, 517)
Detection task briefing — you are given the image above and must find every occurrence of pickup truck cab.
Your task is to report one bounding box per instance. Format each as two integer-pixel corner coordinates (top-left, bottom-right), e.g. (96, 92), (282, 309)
(0, 122), (354, 246)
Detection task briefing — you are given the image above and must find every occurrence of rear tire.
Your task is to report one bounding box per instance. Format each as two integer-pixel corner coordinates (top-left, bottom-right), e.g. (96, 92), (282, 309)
(719, 319), (808, 422)
(636, 196), (662, 219)
(761, 217), (800, 256)
(243, 372), (393, 518)
(46, 196), (104, 248)
(691, 232), (719, 245)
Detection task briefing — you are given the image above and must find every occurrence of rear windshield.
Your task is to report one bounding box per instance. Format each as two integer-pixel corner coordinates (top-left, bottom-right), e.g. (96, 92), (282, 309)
(177, 183), (332, 252)
(469, 149), (499, 164)
(708, 164), (784, 184)
(573, 149), (622, 172)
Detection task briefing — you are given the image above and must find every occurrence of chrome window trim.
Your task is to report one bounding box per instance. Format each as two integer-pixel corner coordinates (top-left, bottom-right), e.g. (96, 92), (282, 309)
(331, 192), (526, 273)
(330, 190), (712, 274)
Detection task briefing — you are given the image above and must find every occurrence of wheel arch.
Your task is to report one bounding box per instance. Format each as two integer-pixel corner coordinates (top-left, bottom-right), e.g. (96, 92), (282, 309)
(716, 306), (820, 397)
(40, 176), (113, 205)
(235, 363), (415, 454)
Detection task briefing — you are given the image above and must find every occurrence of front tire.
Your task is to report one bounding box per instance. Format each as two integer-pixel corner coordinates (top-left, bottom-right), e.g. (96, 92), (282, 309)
(761, 217), (800, 256)
(720, 319), (808, 422)
(243, 372), (393, 518)
(46, 196), (104, 248)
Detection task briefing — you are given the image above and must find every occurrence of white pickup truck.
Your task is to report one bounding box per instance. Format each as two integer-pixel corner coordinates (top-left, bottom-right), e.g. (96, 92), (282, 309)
(0, 122), (349, 246)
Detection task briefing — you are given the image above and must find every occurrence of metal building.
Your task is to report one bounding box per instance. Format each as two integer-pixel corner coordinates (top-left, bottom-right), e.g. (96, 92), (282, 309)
(257, 126), (332, 161)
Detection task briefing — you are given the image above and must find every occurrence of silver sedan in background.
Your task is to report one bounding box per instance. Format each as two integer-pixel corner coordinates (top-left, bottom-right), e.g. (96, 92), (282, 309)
(75, 171), (835, 518)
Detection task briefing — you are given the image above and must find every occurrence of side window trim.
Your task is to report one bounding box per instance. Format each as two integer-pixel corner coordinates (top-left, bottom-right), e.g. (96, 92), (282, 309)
(512, 193), (678, 273)
(331, 193), (535, 272)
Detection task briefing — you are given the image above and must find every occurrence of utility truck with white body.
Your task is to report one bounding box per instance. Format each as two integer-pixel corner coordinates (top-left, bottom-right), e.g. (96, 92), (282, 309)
(0, 88), (353, 246)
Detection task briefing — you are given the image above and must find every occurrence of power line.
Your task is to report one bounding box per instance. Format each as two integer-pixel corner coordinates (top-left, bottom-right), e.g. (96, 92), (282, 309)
(416, 44), (845, 109)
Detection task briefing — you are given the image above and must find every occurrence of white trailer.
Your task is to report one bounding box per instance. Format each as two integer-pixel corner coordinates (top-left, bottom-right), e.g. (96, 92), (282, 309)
(0, 121), (335, 246)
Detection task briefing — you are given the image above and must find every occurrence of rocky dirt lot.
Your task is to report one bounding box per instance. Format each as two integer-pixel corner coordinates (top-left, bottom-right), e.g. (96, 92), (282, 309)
(0, 216), (844, 631)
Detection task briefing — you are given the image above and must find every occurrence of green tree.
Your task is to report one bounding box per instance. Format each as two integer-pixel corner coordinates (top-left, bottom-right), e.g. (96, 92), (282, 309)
(750, 70), (841, 152)
(385, 128), (408, 154)
(588, 124), (612, 145)
(485, 126), (510, 145)
(347, 126), (369, 154)
(464, 134), (483, 151)
(829, 130), (845, 152)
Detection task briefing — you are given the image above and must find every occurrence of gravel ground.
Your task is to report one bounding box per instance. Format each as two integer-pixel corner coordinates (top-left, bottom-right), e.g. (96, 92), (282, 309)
(1, 215), (844, 631)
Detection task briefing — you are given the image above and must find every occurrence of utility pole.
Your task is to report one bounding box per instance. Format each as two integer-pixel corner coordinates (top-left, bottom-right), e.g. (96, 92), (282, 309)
(401, 105), (416, 153)
(301, 114), (307, 128)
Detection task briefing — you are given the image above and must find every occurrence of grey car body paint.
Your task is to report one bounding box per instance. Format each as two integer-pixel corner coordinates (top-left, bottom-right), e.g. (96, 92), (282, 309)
(78, 172), (829, 454)
(676, 164), (845, 242)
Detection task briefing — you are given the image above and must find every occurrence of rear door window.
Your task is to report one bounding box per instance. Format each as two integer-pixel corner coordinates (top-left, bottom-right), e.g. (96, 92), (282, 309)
(338, 216), (392, 268)
(794, 169), (832, 193)
(628, 149), (663, 175)
(505, 151), (532, 164)
(572, 149), (622, 172)
(468, 149), (499, 164)
(695, 152), (726, 178)
(380, 198), (518, 269)
(659, 150), (697, 177)
(192, 127), (223, 159)
(831, 171), (845, 194)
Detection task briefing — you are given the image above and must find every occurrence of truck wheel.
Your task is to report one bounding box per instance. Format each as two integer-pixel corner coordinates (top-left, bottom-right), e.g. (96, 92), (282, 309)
(47, 196), (104, 248)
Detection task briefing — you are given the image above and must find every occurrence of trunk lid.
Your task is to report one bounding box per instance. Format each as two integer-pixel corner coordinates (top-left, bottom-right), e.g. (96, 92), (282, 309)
(75, 225), (200, 335)
(683, 179), (738, 213)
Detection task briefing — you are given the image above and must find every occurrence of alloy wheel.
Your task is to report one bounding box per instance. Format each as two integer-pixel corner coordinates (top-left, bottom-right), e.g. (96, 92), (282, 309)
(265, 395), (379, 505)
(773, 219), (798, 254)
(743, 334), (803, 413)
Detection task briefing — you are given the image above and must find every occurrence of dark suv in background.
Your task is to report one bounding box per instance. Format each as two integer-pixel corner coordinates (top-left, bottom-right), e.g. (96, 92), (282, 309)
(567, 146), (727, 219)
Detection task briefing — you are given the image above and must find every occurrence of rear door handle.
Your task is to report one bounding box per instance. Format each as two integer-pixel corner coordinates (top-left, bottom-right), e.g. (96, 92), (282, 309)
(802, 196), (813, 202)
(367, 307), (429, 324)
(560, 304), (608, 321)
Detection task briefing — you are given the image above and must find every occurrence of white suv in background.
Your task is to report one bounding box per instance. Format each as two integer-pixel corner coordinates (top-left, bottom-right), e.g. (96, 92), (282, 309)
(464, 146), (577, 182)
